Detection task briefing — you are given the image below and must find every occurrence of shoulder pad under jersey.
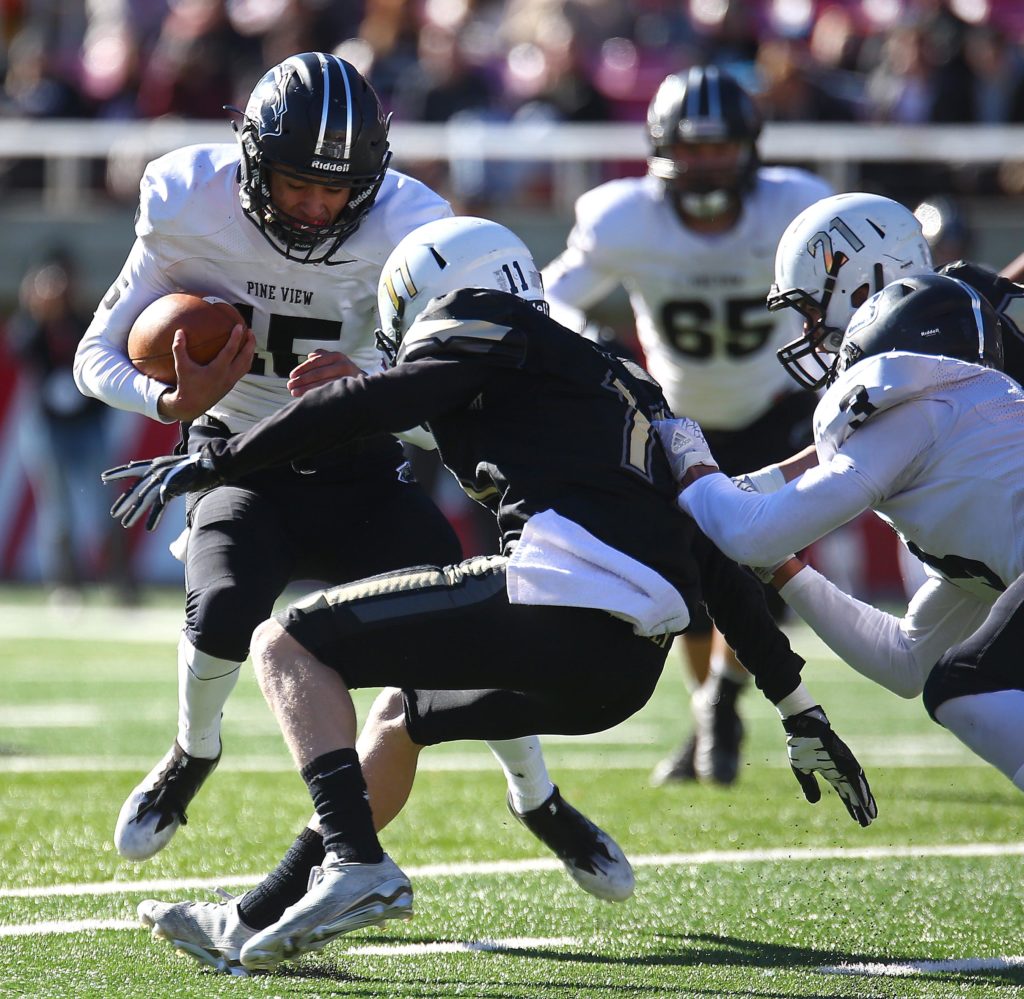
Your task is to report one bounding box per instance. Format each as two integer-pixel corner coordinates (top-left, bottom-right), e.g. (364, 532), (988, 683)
(814, 352), (990, 461)
(397, 290), (528, 367)
(342, 170), (453, 266)
(136, 144), (240, 239)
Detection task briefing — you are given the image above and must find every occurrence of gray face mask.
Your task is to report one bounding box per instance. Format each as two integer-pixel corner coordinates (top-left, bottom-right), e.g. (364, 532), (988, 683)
(679, 188), (733, 220)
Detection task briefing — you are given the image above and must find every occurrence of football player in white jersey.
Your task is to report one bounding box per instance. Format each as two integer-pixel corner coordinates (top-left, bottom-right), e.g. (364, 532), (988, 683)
(542, 65), (834, 787)
(662, 272), (1024, 794)
(74, 52), (632, 936)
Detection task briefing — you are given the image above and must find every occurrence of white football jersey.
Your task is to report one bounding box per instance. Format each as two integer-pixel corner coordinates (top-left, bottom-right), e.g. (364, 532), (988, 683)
(682, 352), (1024, 599)
(815, 354), (1024, 596)
(75, 143), (452, 432)
(542, 168), (833, 428)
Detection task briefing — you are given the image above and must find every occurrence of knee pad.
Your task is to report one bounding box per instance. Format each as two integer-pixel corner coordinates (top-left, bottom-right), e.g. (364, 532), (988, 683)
(185, 581), (269, 662)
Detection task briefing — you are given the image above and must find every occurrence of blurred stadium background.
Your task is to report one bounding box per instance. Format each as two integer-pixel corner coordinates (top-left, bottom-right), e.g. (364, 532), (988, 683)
(1, 0), (1023, 590)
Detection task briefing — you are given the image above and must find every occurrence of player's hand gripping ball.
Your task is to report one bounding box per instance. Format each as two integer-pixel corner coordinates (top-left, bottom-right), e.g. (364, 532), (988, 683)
(128, 293), (245, 385)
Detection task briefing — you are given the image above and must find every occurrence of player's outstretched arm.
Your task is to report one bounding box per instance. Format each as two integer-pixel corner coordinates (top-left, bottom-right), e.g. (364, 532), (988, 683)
(102, 453), (222, 531)
(692, 536), (876, 826)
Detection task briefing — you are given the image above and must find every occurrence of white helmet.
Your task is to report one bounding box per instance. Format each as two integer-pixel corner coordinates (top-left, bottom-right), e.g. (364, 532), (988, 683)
(769, 193), (933, 389)
(376, 216), (545, 365)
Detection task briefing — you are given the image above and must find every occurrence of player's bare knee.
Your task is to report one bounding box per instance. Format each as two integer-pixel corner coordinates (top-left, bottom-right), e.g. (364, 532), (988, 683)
(364, 688), (418, 747)
(250, 618), (292, 686)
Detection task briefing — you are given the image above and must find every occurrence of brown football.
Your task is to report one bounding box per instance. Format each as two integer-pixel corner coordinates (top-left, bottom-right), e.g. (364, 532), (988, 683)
(128, 293), (245, 385)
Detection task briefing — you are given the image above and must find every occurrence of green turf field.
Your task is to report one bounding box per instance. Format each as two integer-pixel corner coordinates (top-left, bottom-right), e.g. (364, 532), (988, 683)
(1, 587), (1021, 998)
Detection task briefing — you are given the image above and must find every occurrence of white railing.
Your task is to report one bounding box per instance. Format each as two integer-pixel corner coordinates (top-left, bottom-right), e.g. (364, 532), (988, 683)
(3, 119), (1023, 210)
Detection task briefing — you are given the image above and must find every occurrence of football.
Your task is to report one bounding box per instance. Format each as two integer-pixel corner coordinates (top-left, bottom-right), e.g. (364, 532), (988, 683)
(128, 293), (245, 385)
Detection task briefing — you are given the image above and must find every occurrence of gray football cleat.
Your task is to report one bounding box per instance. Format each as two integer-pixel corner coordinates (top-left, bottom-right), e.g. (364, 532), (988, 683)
(240, 853), (413, 972)
(115, 741), (220, 859)
(650, 733), (698, 785)
(508, 786), (635, 902)
(138, 894), (255, 976)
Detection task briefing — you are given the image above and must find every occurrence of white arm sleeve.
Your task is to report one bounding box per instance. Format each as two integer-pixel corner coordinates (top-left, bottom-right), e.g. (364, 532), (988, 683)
(679, 401), (941, 567)
(780, 566), (992, 698)
(679, 463), (878, 568)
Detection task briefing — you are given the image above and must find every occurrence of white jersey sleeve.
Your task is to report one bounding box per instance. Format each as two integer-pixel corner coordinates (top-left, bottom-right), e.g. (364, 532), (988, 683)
(780, 566), (992, 697)
(74, 145), (236, 421)
(542, 180), (638, 334)
(75, 145), (452, 431)
(74, 235), (183, 422)
(816, 355), (1024, 595)
(678, 398), (941, 566)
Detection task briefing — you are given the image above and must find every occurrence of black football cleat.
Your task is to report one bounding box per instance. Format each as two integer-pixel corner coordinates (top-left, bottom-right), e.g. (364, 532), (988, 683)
(115, 740), (220, 859)
(508, 786), (634, 901)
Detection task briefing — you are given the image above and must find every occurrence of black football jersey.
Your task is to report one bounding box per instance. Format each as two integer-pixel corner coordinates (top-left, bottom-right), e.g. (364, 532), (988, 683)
(210, 288), (804, 701)
(400, 290), (699, 589)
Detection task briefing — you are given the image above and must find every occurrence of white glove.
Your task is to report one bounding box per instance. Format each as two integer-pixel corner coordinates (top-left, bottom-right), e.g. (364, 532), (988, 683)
(654, 418), (717, 483)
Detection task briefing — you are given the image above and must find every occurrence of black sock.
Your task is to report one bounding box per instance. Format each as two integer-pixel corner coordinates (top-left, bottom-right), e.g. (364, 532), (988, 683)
(237, 826), (326, 930)
(301, 747), (383, 864)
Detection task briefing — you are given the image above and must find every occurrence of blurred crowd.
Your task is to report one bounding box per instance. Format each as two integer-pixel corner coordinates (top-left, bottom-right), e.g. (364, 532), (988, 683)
(2, 0), (1022, 129)
(2, 0), (1023, 206)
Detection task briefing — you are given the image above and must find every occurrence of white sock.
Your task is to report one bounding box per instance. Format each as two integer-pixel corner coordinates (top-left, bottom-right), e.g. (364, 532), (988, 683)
(710, 653), (749, 686)
(487, 736), (554, 812)
(176, 633), (241, 759)
(934, 690), (1024, 785)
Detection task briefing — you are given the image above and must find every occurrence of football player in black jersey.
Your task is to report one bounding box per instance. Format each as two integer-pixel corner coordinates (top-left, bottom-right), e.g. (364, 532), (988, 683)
(104, 216), (875, 973)
(76, 52), (640, 971)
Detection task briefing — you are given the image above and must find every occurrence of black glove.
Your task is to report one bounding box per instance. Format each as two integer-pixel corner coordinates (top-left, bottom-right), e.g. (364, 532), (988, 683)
(102, 451), (222, 531)
(782, 706), (877, 827)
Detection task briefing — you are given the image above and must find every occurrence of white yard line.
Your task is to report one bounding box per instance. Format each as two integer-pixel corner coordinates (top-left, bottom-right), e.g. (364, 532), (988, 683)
(2, 915), (1019, 978)
(820, 956), (1024, 976)
(5, 841), (1024, 976)
(5, 841), (1023, 901)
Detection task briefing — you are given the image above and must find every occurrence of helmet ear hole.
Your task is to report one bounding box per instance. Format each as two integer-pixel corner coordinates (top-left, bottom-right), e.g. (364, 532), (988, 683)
(850, 284), (871, 308)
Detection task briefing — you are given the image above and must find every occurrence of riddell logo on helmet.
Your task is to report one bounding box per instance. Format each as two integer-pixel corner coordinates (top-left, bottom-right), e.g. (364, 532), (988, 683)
(311, 160), (351, 172)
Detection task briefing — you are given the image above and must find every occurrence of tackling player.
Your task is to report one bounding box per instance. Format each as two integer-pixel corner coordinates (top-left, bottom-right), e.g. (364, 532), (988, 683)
(663, 271), (1024, 798)
(541, 66), (834, 787)
(74, 52), (632, 905)
(105, 216), (875, 973)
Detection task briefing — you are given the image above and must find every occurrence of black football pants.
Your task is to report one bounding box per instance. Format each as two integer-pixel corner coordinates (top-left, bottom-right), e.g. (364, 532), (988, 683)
(183, 466), (462, 663)
(276, 555), (671, 745)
